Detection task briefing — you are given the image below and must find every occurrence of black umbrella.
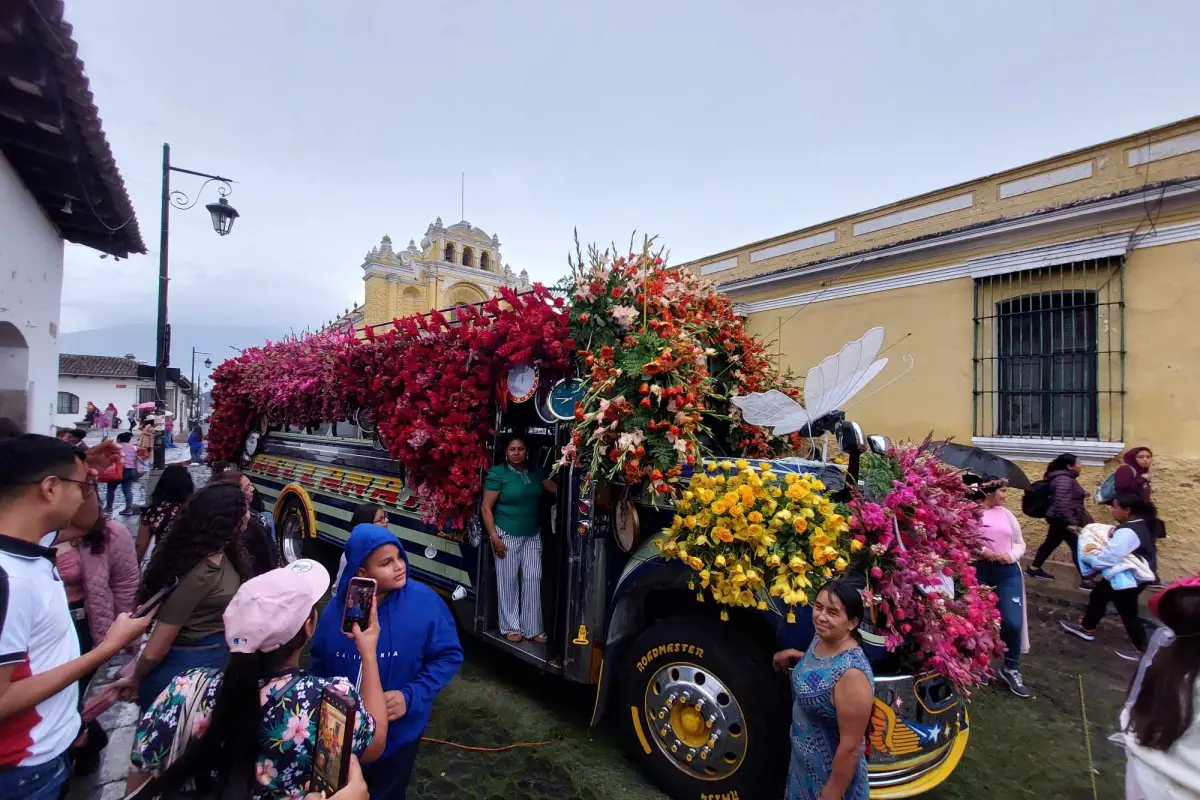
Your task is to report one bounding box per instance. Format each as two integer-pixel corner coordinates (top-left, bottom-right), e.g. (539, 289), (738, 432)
(936, 441), (1033, 491)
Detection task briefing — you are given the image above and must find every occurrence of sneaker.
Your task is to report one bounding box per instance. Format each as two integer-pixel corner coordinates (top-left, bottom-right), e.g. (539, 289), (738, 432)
(1078, 579), (1096, 591)
(999, 667), (1030, 698)
(1114, 648), (1144, 663)
(1060, 620), (1096, 641)
(1025, 566), (1054, 580)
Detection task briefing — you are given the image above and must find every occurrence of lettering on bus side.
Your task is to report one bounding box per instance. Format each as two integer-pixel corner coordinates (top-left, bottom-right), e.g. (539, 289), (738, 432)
(700, 792), (739, 800)
(635, 643), (705, 673)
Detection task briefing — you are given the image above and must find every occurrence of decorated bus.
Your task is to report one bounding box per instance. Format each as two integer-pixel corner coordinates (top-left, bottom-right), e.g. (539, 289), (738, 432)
(208, 238), (1000, 799)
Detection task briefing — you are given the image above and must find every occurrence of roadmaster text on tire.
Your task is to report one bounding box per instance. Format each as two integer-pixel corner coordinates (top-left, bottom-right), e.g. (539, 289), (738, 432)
(617, 617), (790, 800)
(275, 495), (340, 573)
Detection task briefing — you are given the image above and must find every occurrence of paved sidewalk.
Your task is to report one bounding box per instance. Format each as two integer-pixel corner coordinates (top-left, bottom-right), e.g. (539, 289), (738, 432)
(66, 457), (212, 800)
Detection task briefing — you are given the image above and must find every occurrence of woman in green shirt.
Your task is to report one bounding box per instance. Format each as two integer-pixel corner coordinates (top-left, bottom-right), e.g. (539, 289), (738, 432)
(106, 483), (254, 709)
(482, 436), (556, 643)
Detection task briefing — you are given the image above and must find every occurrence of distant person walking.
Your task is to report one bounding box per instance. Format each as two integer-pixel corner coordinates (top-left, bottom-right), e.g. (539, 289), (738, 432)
(1061, 494), (1160, 661)
(137, 420), (155, 461)
(164, 417), (176, 449)
(104, 432), (139, 516)
(1026, 453), (1093, 587)
(1114, 447), (1167, 541)
(94, 405), (110, 437)
(187, 424), (204, 464)
(105, 404), (119, 429)
(126, 407), (137, 431)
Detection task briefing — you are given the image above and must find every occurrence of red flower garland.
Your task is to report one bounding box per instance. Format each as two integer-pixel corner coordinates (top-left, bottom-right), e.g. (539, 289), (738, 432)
(208, 286), (572, 531)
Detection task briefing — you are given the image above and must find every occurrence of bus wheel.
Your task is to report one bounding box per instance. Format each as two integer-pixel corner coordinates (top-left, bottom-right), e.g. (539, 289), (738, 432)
(275, 496), (311, 566)
(617, 617), (789, 800)
(277, 497), (341, 573)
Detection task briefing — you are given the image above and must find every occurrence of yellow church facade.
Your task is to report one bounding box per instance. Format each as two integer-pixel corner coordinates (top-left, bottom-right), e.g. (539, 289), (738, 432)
(681, 115), (1200, 580)
(331, 218), (532, 332)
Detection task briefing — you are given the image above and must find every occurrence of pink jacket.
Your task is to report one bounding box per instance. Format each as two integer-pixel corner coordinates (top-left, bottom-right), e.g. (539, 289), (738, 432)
(77, 520), (139, 648)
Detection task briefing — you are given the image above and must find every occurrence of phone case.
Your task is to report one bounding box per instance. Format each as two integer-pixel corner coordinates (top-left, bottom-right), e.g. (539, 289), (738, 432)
(341, 577), (376, 633)
(310, 686), (358, 795)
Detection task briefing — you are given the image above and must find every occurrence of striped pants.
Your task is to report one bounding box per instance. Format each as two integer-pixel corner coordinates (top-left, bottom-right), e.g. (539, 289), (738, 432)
(494, 529), (543, 638)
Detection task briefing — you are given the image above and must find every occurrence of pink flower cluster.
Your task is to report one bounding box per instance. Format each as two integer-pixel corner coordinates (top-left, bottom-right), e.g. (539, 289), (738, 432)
(850, 440), (1004, 693)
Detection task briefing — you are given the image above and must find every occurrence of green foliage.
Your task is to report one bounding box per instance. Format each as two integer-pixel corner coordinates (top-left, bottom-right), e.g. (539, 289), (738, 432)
(860, 452), (902, 502)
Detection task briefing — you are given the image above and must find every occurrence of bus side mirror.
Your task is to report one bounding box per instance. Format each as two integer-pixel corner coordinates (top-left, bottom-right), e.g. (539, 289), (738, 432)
(836, 421), (865, 453)
(868, 435), (890, 454)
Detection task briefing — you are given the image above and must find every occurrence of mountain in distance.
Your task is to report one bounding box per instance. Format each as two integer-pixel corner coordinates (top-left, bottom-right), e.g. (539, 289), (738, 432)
(59, 323), (292, 377)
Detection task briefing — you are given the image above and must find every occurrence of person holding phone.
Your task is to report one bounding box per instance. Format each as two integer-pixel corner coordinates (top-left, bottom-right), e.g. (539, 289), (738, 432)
(0, 436), (153, 799)
(53, 470), (140, 774)
(126, 559), (389, 799)
(106, 483), (255, 709)
(311, 524), (463, 800)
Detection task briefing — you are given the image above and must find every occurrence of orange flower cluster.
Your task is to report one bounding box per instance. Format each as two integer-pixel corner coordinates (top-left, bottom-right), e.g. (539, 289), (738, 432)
(561, 236), (801, 490)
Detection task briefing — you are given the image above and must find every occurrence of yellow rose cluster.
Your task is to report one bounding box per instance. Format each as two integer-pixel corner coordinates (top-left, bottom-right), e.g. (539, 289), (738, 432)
(655, 460), (853, 623)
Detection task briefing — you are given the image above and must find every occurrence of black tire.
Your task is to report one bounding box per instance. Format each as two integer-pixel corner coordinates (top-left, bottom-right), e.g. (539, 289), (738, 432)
(275, 495), (341, 574)
(616, 617), (790, 800)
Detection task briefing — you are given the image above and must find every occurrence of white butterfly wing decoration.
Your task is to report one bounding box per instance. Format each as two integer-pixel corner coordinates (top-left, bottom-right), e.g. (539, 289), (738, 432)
(731, 327), (888, 436)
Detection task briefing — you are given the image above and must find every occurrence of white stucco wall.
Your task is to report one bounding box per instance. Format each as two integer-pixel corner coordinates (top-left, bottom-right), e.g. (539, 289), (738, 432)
(54, 375), (192, 431)
(0, 152), (64, 435)
(54, 375), (143, 430)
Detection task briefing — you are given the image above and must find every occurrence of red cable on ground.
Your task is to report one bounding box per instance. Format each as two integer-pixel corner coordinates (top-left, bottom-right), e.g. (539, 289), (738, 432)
(420, 736), (553, 753)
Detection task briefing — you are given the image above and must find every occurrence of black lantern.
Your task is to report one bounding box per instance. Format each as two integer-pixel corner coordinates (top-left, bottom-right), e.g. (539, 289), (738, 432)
(205, 197), (239, 236)
(204, 357), (213, 369)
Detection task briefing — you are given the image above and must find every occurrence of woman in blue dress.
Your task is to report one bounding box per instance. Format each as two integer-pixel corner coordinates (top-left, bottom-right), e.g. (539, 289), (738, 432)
(773, 580), (875, 800)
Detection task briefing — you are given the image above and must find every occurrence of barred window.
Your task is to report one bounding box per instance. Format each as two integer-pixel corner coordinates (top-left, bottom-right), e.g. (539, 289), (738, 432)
(973, 256), (1124, 441)
(57, 392), (79, 415)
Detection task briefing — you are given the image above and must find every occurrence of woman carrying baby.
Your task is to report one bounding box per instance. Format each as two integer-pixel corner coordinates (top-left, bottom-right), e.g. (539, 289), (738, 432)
(1061, 493), (1159, 662)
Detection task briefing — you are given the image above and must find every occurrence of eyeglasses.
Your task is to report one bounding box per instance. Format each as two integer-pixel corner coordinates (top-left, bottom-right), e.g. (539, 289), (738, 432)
(57, 477), (99, 496)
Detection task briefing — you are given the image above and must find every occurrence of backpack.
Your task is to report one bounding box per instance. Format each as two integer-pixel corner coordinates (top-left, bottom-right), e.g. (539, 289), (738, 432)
(1022, 479), (1054, 518)
(1094, 464), (1135, 505)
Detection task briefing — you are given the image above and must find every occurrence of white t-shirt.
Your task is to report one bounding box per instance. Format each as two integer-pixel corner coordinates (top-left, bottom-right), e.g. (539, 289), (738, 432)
(0, 534), (82, 767)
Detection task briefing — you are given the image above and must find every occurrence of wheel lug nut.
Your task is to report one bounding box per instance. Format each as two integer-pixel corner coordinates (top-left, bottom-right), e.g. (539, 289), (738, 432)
(670, 743), (679, 753)
(659, 727), (668, 737)
(680, 692), (690, 703)
(700, 746), (711, 760)
(666, 692), (678, 705)
(685, 750), (695, 762)
(657, 709), (666, 719)
(706, 713), (717, 728)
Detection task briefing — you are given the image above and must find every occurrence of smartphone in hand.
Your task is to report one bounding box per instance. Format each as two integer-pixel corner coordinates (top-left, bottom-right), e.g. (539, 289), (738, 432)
(310, 685), (358, 795)
(134, 577), (180, 618)
(341, 577), (376, 634)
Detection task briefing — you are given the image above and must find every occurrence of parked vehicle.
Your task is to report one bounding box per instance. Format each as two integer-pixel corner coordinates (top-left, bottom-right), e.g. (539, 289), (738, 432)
(243, 407), (968, 799)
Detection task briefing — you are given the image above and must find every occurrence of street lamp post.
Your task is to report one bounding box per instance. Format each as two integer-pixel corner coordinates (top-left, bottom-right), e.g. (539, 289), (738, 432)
(190, 348), (212, 425)
(154, 143), (239, 469)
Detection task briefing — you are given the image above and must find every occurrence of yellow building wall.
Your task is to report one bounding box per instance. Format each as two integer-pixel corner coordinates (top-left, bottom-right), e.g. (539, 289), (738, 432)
(685, 117), (1200, 282)
(745, 277), (975, 443)
(744, 237), (1200, 579)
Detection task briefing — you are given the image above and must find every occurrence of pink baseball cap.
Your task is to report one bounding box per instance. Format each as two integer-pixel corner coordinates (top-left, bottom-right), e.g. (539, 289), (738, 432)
(1148, 571), (1200, 621)
(224, 559), (330, 653)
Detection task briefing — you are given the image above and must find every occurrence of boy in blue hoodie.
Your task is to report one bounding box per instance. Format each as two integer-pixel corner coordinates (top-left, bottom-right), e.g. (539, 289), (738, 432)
(311, 524), (464, 799)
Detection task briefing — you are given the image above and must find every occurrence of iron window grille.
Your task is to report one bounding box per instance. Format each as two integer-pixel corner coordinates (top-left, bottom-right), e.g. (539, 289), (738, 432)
(57, 392), (79, 415)
(973, 256), (1125, 441)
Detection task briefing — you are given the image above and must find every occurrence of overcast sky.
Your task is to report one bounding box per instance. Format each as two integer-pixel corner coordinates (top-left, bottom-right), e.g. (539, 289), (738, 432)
(61, 0), (1200, 336)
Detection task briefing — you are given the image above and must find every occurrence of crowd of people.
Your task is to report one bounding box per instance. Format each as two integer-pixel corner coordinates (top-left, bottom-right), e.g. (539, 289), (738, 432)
(1, 416), (1196, 800)
(0, 430), (463, 799)
(768, 445), (1196, 800)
